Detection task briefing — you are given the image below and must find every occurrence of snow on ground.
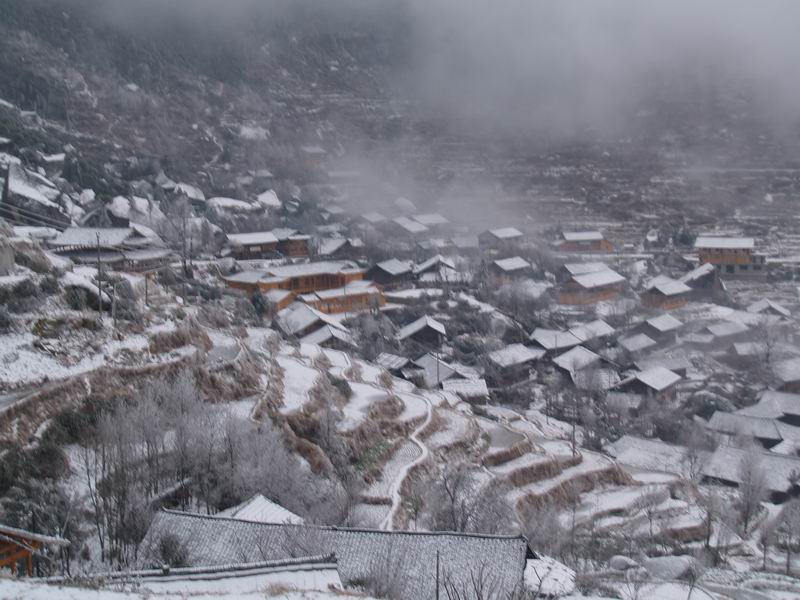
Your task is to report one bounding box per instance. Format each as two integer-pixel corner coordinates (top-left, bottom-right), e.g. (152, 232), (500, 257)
(396, 391), (429, 423)
(0, 577), (377, 600)
(350, 502), (390, 528)
(244, 327), (280, 353)
(363, 440), (421, 500)
(0, 332), (148, 388)
(339, 383), (388, 432)
(508, 449), (615, 504)
(276, 355), (319, 415)
(426, 409), (474, 450)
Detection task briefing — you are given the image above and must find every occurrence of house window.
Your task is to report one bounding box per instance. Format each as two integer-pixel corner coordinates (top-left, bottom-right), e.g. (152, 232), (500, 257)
(726, 265), (735, 273)
(754, 264), (762, 271)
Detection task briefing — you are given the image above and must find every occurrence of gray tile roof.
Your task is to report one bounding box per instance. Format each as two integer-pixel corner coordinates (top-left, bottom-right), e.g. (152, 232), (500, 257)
(139, 510), (529, 600)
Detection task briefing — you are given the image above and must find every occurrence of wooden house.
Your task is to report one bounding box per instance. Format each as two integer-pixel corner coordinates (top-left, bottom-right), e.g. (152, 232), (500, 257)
(478, 227), (524, 250)
(299, 280), (385, 314)
(613, 366), (681, 402)
(223, 261), (364, 296)
(557, 231), (614, 252)
(695, 236), (766, 279)
(640, 276), (691, 310)
(367, 259), (415, 287)
(396, 315), (446, 346)
(557, 268), (625, 305)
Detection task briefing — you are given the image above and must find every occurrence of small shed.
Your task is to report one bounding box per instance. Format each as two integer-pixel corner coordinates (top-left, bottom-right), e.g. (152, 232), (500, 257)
(0, 523), (69, 576)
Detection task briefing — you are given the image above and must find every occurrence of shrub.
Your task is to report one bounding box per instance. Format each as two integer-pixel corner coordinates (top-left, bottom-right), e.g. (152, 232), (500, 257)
(12, 278), (38, 298)
(65, 287), (89, 310)
(0, 307), (12, 332)
(330, 376), (352, 400)
(156, 533), (189, 568)
(39, 275), (60, 295)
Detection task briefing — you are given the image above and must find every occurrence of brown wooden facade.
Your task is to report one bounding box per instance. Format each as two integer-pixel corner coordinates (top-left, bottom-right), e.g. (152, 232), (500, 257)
(640, 290), (689, 311)
(559, 239), (615, 252)
(557, 282), (623, 305)
(303, 288), (386, 314)
(225, 269), (364, 296)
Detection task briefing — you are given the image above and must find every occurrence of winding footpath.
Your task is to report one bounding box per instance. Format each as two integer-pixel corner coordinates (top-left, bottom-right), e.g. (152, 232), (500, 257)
(379, 388), (433, 531)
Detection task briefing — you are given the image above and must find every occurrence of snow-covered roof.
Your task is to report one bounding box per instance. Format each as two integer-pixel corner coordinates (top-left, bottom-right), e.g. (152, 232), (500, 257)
(208, 197), (254, 211)
(706, 321), (749, 338)
(140, 510), (529, 600)
(266, 261), (360, 279)
(571, 268), (625, 289)
(300, 325), (355, 347)
(414, 254), (456, 275)
(569, 319), (615, 342)
(563, 262), (609, 276)
(275, 303), (347, 336)
(487, 344), (545, 368)
(631, 366), (681, 392)
(493, 256), (531, 272)
(485, 227), (523, 240)
(217, 494), (304, 524)
(695, 236), (754, 250)
(645, 276), (691, 296)
(412, 213), (449, 226)
(553, 346), (602, 374)
(397, 316), (446, 341)
(701, 446), (800, 493)
(530, 328), (581, 351)
(408, 354), (457, 386)
(307, 281), (381, 301)
(51, 227), (139, 248)
(393, 216), (428, 234)
(747, 298), (791, 318)
(373, 258), (413, 276)
(256, 190), (281, 208)
(375, 352), (409, 370)
(619, 333), (657, 354)
(775, 357), (800, 384)
(441, 378), (489, 398)
(361, 211), (386, 223)
(646, 314), (683, 333)
(174, 183), (205, 202)
(635, 354), (691, 373)
(706, 412), (782, 441)
(488, 343), (545, 368)
(6, 165), (59, 208)
(227, 232), (279, 246)
(0, 523), (70, 547)
(264, 289), (293, 303)
(679, 262), (716, 283)
(738, 390), (800, 419)
(606, 435), (698, 474)
(562, 231), (603, 242)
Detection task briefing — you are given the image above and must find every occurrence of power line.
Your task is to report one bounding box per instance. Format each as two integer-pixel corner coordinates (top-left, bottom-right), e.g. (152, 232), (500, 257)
(0, 203), (70, 230)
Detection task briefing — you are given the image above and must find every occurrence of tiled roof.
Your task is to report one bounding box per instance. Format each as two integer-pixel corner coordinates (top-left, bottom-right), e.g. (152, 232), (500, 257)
(138, 510), (529, 600)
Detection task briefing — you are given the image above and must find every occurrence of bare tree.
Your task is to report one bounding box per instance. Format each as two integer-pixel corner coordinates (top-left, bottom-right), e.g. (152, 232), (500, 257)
(778, 499), (800, 575)
(737, 445), (767, 534)
(425, 465), (515, 534)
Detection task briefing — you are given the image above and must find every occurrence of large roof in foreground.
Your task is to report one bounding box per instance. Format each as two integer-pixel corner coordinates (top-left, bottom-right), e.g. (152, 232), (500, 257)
(139, 510), (529, 600)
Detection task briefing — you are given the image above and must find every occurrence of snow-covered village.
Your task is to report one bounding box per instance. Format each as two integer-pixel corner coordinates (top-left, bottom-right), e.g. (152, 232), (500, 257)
(4, 1), (800, 599)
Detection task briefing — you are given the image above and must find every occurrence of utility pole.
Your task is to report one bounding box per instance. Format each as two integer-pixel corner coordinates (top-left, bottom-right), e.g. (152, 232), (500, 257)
(96, 232), (103, 313)
(435, 550), (440, 600)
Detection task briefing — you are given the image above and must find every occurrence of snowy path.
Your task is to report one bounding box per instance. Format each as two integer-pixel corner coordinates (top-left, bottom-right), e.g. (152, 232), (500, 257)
(379, 390), (433, 531)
